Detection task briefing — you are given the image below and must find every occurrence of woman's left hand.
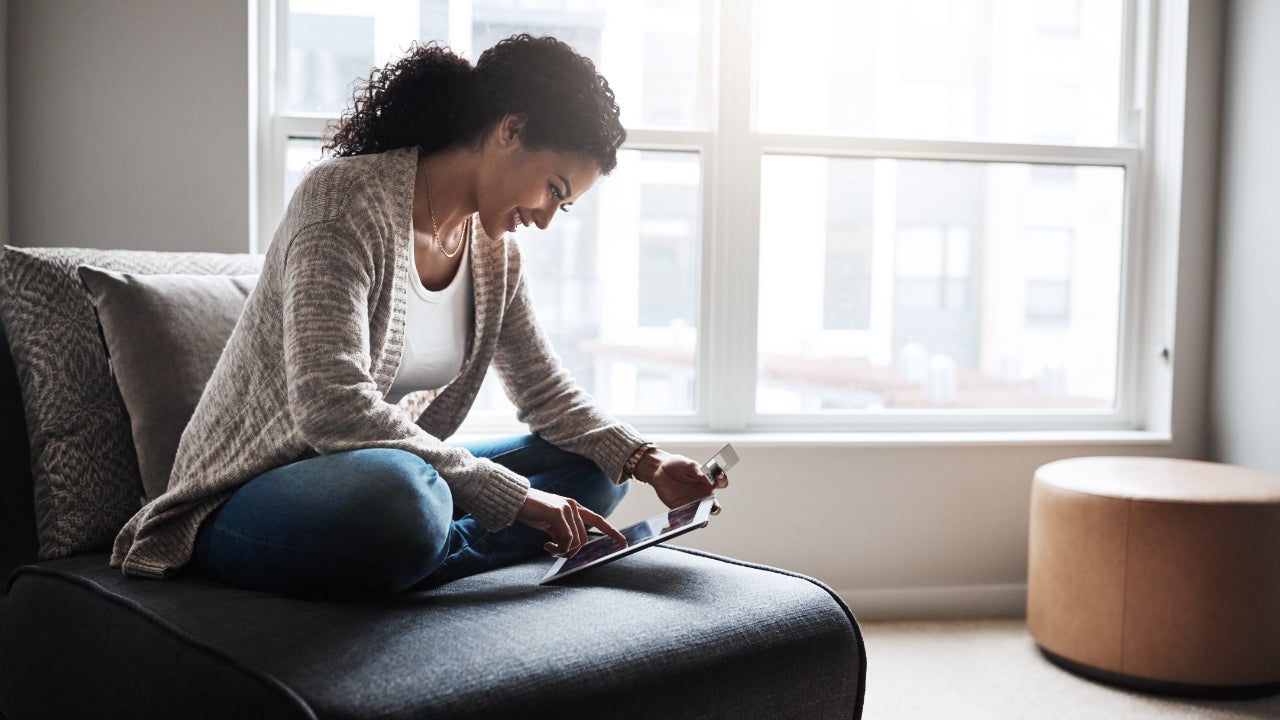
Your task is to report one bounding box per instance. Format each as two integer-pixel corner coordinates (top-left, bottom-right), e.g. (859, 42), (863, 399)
(634, 448), (728, 513)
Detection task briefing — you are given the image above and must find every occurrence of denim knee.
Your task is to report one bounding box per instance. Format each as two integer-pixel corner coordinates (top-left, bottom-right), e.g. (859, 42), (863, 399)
(351, 450), (454, 592)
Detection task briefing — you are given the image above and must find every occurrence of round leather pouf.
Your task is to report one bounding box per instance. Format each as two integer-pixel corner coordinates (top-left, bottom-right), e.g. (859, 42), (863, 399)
(1027, 456), (1280, 698)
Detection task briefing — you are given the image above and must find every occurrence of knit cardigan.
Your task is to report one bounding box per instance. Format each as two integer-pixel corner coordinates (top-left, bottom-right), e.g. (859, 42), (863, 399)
(111, 147), (649, 578)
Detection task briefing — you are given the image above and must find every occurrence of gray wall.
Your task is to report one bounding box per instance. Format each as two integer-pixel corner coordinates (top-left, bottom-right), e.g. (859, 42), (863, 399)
(1209, 0), (1280, 473)
(6, 0), (249, 253)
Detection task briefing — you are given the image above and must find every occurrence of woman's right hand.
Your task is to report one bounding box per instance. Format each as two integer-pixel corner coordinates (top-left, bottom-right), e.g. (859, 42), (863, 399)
(516, 487), (627, 557)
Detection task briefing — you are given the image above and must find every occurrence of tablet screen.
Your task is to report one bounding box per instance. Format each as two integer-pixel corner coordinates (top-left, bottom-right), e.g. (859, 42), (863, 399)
(539, 497), (715, 584)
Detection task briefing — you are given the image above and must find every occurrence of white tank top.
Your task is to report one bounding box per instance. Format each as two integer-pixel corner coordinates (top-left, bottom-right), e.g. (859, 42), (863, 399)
(385, 235), (474, 404)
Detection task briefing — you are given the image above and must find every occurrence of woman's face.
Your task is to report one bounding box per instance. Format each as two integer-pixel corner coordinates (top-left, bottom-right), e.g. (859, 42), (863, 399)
(475, 116), (602, 238)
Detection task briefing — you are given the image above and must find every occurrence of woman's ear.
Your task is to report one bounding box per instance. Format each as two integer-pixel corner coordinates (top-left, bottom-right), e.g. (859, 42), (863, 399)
(499, 114), (527, 146)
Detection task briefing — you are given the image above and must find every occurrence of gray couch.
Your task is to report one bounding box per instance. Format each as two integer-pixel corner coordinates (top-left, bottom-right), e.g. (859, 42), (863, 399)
(0, 247), (866, 719)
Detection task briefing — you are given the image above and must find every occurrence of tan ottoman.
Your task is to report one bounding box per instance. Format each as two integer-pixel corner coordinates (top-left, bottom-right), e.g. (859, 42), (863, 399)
(1027, 456), (1280, 698)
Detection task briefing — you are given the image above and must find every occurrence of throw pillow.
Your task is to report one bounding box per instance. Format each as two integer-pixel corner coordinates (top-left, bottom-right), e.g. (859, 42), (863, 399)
(0, 246), (262, 559)
(77, 267), (258, 501)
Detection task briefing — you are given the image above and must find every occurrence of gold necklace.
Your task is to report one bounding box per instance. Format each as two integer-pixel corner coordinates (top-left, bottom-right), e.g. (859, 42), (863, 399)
(423, 160), (467, 259)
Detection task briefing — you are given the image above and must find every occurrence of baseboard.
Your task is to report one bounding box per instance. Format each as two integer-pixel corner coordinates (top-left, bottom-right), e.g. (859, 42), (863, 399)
(837, 583), (1027, 621)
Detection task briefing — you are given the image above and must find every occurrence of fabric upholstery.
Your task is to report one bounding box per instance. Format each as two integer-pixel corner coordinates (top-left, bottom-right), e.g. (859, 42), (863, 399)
(0, 548), (866, 720)
(0, 242), (868, 720)
(0, 246), (262, 559)
(76, 267), (257, 500)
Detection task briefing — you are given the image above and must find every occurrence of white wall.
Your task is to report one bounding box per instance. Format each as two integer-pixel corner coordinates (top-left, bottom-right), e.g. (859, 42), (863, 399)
(607, 436), (1183, 619)
(2, 1), (1226, 619)
(1208, 0), (1280, 474)
(7, 0), (249, 252)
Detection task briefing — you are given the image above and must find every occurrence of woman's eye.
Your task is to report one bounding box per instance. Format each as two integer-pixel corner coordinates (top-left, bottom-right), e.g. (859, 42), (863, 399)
(550, 184), (570, 212)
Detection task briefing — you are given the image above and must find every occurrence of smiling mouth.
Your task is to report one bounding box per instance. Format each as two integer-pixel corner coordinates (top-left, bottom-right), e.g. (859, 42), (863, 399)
(511, 208), (531, 232)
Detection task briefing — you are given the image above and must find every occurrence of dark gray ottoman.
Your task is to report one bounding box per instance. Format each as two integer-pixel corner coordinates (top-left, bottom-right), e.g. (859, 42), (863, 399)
(0, 546), (865, 719)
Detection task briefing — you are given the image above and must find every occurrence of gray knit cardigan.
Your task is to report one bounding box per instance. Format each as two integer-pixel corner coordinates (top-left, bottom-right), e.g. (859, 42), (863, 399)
(111, 147), (648, 578)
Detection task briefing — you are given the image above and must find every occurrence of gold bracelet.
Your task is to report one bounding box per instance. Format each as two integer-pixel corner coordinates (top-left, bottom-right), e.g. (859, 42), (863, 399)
(623, 443), (656, 482)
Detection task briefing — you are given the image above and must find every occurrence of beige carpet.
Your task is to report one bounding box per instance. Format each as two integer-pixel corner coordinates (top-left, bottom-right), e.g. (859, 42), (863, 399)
(858, 618), (1280, 719)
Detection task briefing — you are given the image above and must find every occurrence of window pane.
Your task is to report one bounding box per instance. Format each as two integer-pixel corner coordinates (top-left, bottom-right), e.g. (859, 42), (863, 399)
(468, 149), (701, 420)
(756, 156), (1124, 412)
(756, 0), (1123, 145)
(284, 137), (325, 205)
(286, 0), (704, 128)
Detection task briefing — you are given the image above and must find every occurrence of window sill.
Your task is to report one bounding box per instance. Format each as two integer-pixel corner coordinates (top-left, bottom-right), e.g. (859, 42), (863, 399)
(643, 429), (1173, 449)
(452, 428), (1173, 449)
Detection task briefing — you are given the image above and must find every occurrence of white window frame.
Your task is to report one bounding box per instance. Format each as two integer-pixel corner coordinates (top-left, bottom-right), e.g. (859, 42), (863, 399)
(252, 0), (1191, 438)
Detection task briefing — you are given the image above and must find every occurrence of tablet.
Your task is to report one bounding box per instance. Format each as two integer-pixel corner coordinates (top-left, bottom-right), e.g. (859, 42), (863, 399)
(538, 496), (716, 584)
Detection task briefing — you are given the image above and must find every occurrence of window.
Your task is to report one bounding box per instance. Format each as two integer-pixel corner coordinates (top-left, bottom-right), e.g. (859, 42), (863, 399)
(258, 0), (1160, 433)
(1024, 228), (1074, 327)
(264, 0), (709, 426)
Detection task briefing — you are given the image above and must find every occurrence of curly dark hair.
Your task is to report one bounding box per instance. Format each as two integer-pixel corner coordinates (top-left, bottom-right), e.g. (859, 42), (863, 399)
(324, 34), (626, 174)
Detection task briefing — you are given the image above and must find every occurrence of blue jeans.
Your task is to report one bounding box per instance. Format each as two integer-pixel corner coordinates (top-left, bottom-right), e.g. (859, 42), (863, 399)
(193, 434), (629, 596)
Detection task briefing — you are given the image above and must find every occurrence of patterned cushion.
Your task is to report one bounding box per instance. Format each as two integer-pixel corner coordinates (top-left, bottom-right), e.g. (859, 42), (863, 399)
(0, 246), (262, 559)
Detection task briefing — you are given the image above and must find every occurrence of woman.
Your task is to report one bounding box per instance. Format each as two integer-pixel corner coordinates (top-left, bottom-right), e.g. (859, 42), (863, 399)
(110, 34), (726, 595)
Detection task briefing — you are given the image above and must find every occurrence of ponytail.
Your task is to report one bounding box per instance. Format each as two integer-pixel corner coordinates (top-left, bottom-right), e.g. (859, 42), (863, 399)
(325, 35), (625, 174)
(325, 42), (477, 157)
